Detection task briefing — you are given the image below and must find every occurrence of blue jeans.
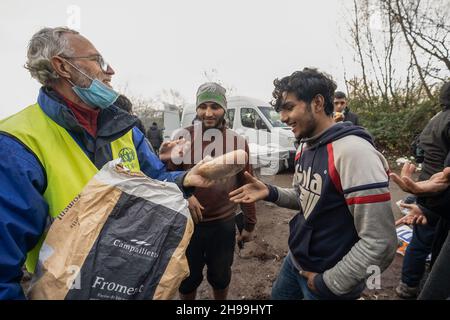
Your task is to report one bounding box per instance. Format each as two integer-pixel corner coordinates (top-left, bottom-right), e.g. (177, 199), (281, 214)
(271, 256), (321, 300)
(402, 223), (435, 287)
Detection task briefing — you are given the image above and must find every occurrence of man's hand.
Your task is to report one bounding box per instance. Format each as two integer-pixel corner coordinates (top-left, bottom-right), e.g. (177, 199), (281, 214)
(299, 270), (318, 292)
(390, 163), (450, 195)
(389, 161), (417, 192)
(183, 157), (217, 188)
(236, 229), (254, 244)
(187, 195), (204, 224)
(395, 203), (428, 226)
(159, 139), (190, 162)
(229, 171), (269, 203)
(333, 112), (344, 123)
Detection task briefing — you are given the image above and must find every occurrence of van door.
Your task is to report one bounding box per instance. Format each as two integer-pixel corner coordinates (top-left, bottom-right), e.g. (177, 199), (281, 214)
(236, 107), (272, 146)
(236, 106), (288, 174)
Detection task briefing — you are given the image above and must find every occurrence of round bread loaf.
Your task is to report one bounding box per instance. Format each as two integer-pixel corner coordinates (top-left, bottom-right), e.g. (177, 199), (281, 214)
(197, 150), (248, 180)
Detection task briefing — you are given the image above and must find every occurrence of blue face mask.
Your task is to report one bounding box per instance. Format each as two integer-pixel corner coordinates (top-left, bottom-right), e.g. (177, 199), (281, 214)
(65, 60), (119, 109)
(72, 79), (119, 109)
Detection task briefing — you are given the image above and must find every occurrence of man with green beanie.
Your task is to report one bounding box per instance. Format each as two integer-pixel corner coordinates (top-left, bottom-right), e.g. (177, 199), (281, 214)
(165, 82), (257, 300)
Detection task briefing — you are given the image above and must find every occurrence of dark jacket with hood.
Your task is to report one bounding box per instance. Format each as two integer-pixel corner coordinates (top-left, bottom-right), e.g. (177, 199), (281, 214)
(266, 122), (397, 299)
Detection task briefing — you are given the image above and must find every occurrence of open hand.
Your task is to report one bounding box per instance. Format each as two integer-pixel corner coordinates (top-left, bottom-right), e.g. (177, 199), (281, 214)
(395, 203), (428, 226)
(229, 171), (269, 204)
(390, 163), (450, 195)
(159, 138), (190, 162)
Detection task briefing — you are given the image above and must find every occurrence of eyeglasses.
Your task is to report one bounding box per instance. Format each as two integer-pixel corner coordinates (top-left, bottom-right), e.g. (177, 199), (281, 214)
(60, 54), (109, 72)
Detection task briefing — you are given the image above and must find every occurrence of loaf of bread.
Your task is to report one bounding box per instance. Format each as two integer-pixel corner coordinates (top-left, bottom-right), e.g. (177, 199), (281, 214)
(334, 111), (344, 122)
(197, 150), (248, 180)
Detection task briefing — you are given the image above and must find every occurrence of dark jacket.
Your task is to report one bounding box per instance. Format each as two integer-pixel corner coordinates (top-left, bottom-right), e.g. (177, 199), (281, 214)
(343, 107), (359, 125)
(418, 108), (450, 181)
(415, 108), (450, 265)
(135, 118), (147, 138)
(418, 150), (450, 265)
(147, 124), (162, 149)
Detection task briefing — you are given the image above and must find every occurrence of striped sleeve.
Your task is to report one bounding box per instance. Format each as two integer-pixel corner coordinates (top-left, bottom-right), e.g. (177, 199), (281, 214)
(322, 135), (398, 296)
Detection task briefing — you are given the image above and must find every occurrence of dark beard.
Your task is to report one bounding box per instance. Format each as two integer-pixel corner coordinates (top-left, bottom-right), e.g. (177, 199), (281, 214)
(299, 116), (316, 139)
(202, 114), (226, 131)
(297, 103), (317, 139)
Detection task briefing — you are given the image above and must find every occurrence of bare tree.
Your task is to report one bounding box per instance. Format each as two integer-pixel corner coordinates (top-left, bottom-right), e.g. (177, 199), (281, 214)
(345, 0), (449, 105)
(203, 68), (237, 96)
(130, 96), (163, 128)
(392, 0), (450, 71)
(156, 89), (186, 109)
(350, 0), (373, 101)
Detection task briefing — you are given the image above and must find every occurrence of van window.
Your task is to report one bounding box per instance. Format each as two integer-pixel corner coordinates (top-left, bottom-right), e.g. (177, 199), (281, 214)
(258, 106), (287, 127)
(241, 108), (268, 130)
(226, 109), (235, 128)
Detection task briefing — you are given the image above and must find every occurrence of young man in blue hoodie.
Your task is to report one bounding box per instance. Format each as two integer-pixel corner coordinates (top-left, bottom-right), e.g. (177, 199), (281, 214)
(230, 68), (397, 300)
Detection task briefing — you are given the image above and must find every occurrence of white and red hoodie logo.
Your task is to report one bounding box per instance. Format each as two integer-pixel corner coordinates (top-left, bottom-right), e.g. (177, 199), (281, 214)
(293, 163), (323, 219)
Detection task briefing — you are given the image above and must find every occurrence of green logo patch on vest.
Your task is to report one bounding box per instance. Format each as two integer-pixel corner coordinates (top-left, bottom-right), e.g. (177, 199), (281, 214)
(119, 147), (137, 170)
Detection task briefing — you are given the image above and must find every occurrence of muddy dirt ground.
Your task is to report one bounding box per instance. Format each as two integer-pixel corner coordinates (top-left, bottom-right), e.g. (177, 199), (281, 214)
(195, 166), (413, 300)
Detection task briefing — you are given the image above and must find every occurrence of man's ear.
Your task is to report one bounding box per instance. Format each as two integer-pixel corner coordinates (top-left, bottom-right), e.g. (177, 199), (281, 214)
(312, 94), (325, 113)
(50, 56), (71, 79)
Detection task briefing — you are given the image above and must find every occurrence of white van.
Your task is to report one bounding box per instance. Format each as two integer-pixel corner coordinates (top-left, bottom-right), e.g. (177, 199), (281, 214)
(178, 96), (297, 170)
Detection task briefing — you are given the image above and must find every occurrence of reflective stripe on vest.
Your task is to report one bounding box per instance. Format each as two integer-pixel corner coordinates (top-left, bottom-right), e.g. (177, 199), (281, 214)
(0, 103), (140, 272)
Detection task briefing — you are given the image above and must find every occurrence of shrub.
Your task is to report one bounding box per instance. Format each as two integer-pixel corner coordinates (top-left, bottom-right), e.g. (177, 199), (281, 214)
(350, 98), (440, 155)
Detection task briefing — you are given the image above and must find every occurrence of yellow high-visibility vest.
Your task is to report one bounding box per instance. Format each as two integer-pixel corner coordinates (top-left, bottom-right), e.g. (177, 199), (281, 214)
(0, 103), (140, 272)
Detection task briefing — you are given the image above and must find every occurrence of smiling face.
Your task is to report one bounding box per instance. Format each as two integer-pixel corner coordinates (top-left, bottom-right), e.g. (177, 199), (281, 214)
(278, 92), (317, 139)
(64, 33), (115, 88)
(196, 102), (225, 129)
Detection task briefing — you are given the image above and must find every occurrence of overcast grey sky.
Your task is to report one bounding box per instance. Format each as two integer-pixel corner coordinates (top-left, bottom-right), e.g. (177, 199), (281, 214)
(0, 0), (358, 119)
